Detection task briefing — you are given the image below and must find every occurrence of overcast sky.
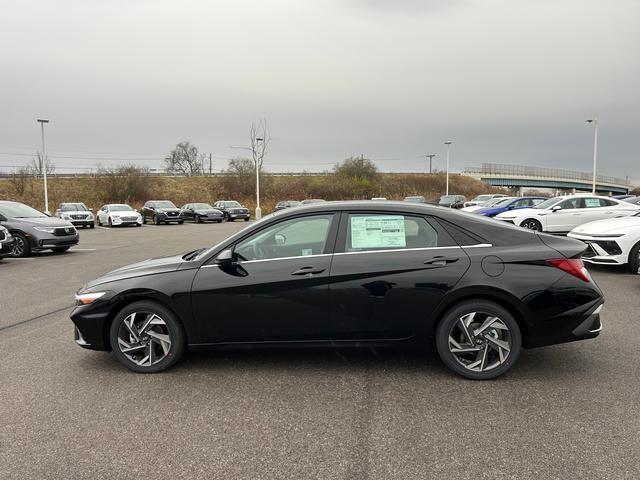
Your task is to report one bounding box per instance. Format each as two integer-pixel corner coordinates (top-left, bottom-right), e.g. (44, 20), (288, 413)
(1, 0), (639, 181)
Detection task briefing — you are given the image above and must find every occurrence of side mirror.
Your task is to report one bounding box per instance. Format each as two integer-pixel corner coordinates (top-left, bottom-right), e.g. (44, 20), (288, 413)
(551, 205), (562, 212)
(216, 248), (237, 266)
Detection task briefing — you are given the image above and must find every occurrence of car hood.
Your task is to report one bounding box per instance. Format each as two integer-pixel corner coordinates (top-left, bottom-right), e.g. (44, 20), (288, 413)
(570, 216), (640, 235)
(194, 209), (222, 214)
(496, 207), (541, 218)
(156, 208), (181, 213)
(86, 253), (186, 287)
(10, 216), (74, 228)
(111, 211), (139, 216)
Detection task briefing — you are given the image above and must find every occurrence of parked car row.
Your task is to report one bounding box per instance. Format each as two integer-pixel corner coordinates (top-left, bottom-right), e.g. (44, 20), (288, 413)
(459, 194), (640, 273)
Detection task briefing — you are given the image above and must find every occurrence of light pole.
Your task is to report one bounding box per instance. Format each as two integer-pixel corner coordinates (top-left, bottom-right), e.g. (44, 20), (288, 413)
(425, 154), (436, 174)
(255, 137), (263, 220)
(37, 119), (50, 214)
(586, 119), (598, 194)
(444, 141), (452, 196)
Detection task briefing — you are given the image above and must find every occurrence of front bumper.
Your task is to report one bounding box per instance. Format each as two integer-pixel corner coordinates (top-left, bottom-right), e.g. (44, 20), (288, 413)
(70, 302), (112, 351)
(568, 234), (626, 266)
(111, 216), (142, 225)
(0, 237), (15, 257)
(68, 220), (94, 227)
(228, 212), (250, 219)
(30, 232), (79, 250)
(157, 212), (183, 222)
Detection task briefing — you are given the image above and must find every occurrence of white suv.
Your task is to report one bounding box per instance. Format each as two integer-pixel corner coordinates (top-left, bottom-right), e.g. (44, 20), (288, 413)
(495, 195), (640, 233)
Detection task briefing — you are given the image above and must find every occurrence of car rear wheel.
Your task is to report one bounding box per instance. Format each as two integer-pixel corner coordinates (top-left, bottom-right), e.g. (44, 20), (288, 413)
(10, 233), (30, 258)
(436, 300), (521, 380)
(521, 219), (542, 231)
(628, 241), (640, 274)
(109, 301), (185, 373)
(153, 214), (161, 225)
(195, 214), (202, 223)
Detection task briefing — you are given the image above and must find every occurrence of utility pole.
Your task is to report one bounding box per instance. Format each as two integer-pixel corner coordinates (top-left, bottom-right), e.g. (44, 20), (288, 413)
(586, 119), (598, 194)
(36, 118), (50, 214)
(209, 153), (212, 176)
(425, 154), (436, 174)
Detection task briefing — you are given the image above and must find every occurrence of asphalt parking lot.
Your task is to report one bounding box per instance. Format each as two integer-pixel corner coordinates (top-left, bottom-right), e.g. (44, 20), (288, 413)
(1, 222), (639, 480)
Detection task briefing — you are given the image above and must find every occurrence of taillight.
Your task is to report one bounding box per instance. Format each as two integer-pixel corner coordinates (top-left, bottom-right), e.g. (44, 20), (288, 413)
(546, 258), (591, 282)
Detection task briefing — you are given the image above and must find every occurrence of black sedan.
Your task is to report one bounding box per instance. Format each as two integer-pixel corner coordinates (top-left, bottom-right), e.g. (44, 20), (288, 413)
(213, 200), (250, 221)
(180, 203), (224, 223)
(71, 201), (603, 379)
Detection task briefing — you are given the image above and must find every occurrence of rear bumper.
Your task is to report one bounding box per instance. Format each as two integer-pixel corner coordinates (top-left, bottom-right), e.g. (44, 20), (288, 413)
(527, 299), (604, 348)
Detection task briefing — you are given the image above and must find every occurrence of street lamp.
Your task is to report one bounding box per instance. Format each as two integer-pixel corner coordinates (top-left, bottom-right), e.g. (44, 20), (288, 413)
(425, 154), (436, 174)
(444, 141), (452, 196)
(36, 119), (50, 214)
(586, 119), (598, 194)
(255, 137), (263, 220)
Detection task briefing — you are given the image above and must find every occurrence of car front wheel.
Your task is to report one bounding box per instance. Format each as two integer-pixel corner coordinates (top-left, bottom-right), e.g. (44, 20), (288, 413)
(10, 233), (30, 258)
(436, 300), (521, 380)
(109, 301), (185, 373)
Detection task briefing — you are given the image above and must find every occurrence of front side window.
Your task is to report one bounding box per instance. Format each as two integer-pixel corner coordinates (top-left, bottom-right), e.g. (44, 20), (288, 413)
(346, 214), (441, 252)
(559, 198), (584, 210)
(235, 214), (334, 261)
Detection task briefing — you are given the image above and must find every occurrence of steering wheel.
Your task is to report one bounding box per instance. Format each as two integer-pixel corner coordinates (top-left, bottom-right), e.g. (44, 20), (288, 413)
(252, 242), (266, 260)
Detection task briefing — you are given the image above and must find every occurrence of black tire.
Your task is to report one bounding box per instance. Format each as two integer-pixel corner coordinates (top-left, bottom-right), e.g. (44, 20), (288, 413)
(142, 214), (147, 225)
(154, 214), (161, 225)
(178, 220), (184, 225)
(195, 214), (202, 223)
(97, 216), (102, 226)
(520, 219), (542, 231)
(109, 300), (186, 373)
(435, 300), (522, 380)
(216, 219), (222, 223)
(89, 223), (95, 229)
(108, 217), (113, 227)
(628, 241), (640, 274)
(10, 232), (30, 258)
(244, 218), (249, 221)
(136, 223), (142, 227)
(51, 246), (70, 253)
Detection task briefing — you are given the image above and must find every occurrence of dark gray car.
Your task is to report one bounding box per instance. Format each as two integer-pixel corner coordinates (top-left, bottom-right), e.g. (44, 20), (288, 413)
(180, 203), (224, 223)
(0, 201), (79, 257)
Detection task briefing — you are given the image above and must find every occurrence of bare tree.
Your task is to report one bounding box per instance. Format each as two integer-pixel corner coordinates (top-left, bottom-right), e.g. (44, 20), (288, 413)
(29, 152), (55, 176)
(249, 118), (270, 173)
(165, 141), (204, 176)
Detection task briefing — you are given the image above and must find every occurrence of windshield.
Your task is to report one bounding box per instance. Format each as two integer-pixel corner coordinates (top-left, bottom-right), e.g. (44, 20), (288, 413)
(222, 201), (242, 208)
(192, 203), (214, 209)
(534, 197), (562, 209)
(153, 201), (176, 208)
(60, 203), (88, 212)
(493, 197), (515, 206)
(439, 196), (458, 203)
(0, 202), (47, 218)
(473, 195), (493, 202)
(109, 204), (133, 212)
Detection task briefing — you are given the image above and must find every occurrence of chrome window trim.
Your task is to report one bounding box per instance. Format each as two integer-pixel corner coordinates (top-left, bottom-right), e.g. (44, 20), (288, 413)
(335, 246), (462, 256)
(201, 253), (333, 268)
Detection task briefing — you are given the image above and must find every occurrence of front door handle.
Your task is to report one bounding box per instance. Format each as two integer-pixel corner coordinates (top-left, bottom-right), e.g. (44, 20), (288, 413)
(291, 266), (326, 276)
(424, 256), (459, 266)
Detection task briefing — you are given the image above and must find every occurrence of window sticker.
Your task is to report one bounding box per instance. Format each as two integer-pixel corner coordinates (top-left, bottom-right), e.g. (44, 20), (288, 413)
(351, 215), (406, 249)
(584, 198), (600, 208)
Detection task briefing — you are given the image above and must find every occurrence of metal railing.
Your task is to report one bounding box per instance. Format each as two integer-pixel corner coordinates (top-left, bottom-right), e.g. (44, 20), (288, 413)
(464, 163), (629, 186)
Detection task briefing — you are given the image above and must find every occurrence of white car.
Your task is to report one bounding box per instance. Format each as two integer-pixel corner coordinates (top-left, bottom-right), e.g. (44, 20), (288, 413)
(568, 214), (640, 273)
(55, 202), (95, 229)
(96, 204), (142, 227)
(495, 195), (640, 233)
(463, 194), (508, 208)
(461, 197), (513, 213)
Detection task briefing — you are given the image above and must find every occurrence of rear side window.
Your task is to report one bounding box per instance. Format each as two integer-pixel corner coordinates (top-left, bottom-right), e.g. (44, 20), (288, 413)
(345, 214), (450, 252)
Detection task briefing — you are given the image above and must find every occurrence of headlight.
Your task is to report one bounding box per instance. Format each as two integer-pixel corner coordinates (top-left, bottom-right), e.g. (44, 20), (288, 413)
(61, 214), (71, 219)
(87, 214), (94, 220)
(34, 227), (56, 233)
(75, 291), (107, 305)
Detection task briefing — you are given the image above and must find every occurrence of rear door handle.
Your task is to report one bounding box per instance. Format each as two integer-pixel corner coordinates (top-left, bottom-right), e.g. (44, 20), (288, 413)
(291, 266), (326, 276)
(424, 256), (459, 266)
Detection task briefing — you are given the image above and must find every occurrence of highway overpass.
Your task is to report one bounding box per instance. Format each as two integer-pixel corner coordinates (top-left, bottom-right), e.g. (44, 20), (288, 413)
(463, 163), (631, 195)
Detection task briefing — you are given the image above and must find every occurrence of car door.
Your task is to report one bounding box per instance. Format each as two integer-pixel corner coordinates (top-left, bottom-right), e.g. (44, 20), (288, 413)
(191, 212), (339, 343)
(545, 198), (585, 232)
(327, 212), (471, 340)
(182, 204), (193, 220)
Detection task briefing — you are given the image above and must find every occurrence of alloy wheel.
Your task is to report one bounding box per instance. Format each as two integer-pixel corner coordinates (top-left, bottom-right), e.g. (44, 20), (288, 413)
(447, 312), (512, 373)
(521, 220), (541, 231)
(116, 312), (172, 367)
(11, 237), (25, 256)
